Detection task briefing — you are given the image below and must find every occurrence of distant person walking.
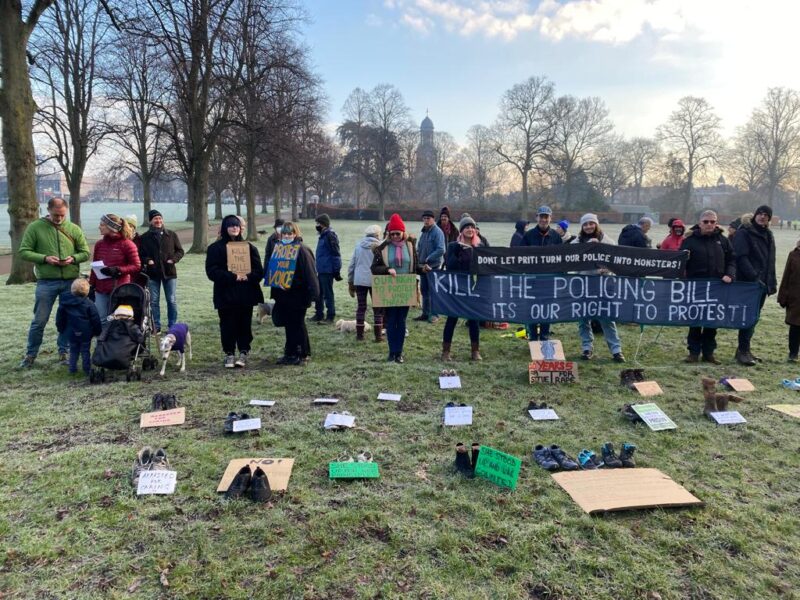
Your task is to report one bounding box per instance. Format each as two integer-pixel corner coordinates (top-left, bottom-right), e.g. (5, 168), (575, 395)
(416, 209), (445, 322)
(18, 198), (90, 368)
(138, 210), (184, 332)
(311, 214), (341, 323)
(89, 214), (141, 321)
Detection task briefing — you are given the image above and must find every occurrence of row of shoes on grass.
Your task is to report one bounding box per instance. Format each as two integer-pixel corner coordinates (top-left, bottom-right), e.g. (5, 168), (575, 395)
(336, 450), (373, 462)
(440, 369), (458, 377)
(526, 400), (553, 413)
(224, 411), (253, 434)
(224, 465), (272, 502)
(533, 442), (636, 471)
(151, 393), (178, 411)
(454, 442), (481, 478)
(132, 446), (170, 487)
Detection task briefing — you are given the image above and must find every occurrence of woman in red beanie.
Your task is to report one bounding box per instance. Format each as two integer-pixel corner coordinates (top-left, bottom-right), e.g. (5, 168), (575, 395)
(371, 214), (423, 363)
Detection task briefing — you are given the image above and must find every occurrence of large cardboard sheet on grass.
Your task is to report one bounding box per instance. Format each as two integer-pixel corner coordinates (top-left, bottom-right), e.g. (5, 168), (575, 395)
(528, 339), (565, 361)
(551, 468), (702, 514)
(217, 458), (294, 492)
(768, 404), (800, 419)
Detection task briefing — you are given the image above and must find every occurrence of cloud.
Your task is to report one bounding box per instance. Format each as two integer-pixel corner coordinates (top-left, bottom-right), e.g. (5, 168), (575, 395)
(401, 12), (434, 34)
(365, 13), (384, 27)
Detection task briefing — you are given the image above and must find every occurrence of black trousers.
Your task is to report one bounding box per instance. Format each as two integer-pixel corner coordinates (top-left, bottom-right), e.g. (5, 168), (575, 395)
(789, 324), (800, 357)
(218, 307), (253, 355)
(282, 303), (311, 358)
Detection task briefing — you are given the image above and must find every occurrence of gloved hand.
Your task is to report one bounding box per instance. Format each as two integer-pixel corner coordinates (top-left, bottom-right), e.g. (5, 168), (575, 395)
(348, 283), (356, 298)
(100, 266), (122, 278)
(334, 271), (343, 282)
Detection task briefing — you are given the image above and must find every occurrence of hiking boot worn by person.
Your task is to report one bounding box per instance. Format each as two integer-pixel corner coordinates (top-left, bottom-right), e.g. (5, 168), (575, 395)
(59, 352), (69, 366)
(224, 354), (235, 368)
(225, 466), (252, 499)
(309, 314), (323, 322)
(249, 467), (272, 502)
(132, 446), (154, 487)
(549, 445), (578, 470)
(613, 353), (626, 363)
(441, 342), (452, 362)
(532, 445), (559, 471)
(235, 352), (248, 368)
(18, 355), (35, 369)
(789, 353), (798, 363)
(601, 443), (623, 468)
(413, 314), (429, 322)
(394, 354), (405, 364)
(735, 349), (757, 366)
(684, 353), (700, 363)
(702, 354), (721, 365)
(470, 343), (482, 361)
(619, 443), (637, 468)
(582, 350), (593, 360)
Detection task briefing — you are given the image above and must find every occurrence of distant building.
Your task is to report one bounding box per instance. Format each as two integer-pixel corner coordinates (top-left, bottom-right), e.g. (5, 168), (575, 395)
(414, 114), (437, 204)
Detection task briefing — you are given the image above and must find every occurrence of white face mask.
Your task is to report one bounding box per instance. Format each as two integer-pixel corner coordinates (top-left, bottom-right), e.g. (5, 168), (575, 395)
(281, 236), (295, 244)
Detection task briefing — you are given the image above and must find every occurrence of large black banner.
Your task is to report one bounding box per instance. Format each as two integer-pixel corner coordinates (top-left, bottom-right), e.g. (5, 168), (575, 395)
(428, 272), (763, 328)
(472, 244), (688, 278)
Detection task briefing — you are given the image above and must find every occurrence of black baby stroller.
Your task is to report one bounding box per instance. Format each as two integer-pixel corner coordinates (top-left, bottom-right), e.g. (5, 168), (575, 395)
(90, 275), (158, 383)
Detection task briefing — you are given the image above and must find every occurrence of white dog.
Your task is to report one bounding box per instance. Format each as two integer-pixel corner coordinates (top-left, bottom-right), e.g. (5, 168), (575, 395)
(335, 319), (372, 333)
(159, 323), (192, 377)
(256, 301), (274, 324)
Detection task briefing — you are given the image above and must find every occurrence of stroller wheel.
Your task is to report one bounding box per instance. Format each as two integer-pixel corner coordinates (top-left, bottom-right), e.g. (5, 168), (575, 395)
(99, 369), (106, 383)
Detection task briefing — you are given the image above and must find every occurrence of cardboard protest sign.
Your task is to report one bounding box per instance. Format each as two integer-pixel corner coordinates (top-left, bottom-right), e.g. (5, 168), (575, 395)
(551, 468), (702, 514)
(529, 339), (565, 361)
(428, 272), (764, 328)
(631, 403), (677, 431)
(708, 411), (746, 425)
(724, 378), (755, 392)
(443, 405), (472, 426)
(633, 381), (663, 396)
(266, 241), (300, 289)
(474, 446), (522, 490)
(377, 392), (401, 402)
(232, 417), (261, 432)
(226, 242), (251, 276)
(768, 404), (800, 419)
(217, 458), (294, 492)
(439, 375), (462, 389)
(324, 413), (355, 429)
(528, 408), (559, 420)
(528, 360), (578, 384)
(137, 470), (177, 495)
(372, 274), (419, 308)
(313, 398), (339, 405)
(140, 407), (185, 428)
(250, 399), (275, 407)
(329, 462), (380, 479)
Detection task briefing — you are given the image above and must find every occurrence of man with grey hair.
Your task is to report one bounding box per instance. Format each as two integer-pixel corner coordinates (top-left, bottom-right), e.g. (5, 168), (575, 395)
(679, 210), (734, 364)
(618, 216), (653, 248)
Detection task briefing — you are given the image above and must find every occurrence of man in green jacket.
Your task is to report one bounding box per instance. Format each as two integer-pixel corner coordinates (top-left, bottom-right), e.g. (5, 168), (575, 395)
(18, 198), (90, 368)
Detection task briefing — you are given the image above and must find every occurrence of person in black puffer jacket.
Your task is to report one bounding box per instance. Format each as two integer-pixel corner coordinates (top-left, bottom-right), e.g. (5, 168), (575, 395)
(679, 210), (735, 364)
(732, 205), (777, 366)
(205, 215), (264, 369)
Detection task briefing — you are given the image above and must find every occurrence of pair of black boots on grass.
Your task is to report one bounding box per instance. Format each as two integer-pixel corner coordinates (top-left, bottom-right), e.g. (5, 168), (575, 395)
(225, 466), (272, 502)
(223, 412), (251, 433)
(454, 442), (480, 478)
(152, 393), (178, 411)
(619, 369), (645, 390)
(533, 442), (636, 471)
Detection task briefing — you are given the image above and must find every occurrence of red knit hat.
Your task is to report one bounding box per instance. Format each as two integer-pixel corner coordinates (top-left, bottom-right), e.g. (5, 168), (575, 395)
(387, 213), (405, 232)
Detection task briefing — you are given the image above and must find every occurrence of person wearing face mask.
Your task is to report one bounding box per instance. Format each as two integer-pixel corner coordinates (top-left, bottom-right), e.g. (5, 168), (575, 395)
(205, 215), (264, 369)
(660, 219), (686, 250)
(267, 222), (320, 365)
(265, 218), (284, 262)
(311, 214), (342, 323)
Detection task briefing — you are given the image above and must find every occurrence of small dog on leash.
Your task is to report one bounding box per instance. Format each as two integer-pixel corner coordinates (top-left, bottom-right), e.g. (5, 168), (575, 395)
(159, 323), (192, 376)
(257, 301), (275, 324)
(335, 319), (372, 333)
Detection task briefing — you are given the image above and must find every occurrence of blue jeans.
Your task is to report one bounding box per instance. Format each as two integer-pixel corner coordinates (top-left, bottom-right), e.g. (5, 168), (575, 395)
(69, 338), (92, 374)
(94, 292), (111, 322)
(315, 273), (335, 319)
(385, 306), (410, 355)
(148, 278), (178, 330)
(26, 279), (73, 357)
(578, 319), (621, 355)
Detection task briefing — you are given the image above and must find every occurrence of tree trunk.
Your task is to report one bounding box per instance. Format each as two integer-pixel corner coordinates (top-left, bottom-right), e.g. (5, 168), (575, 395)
(521, 170), (530, 219)
(272, 182), (281, 218)
(378, 191), (385, 221)
(142, 177), (153, 225)
(214, 188), (223, 220)
(234, 193), (241, 217)
(0, 5), (40, 284)
(186, 192), (194, 222)
(291, 178), (298, 222)
(297, 178), (306, 222)
(68, 179), (81, 227)
(245, 155), (257, 241)
(188, 166), (209, 253)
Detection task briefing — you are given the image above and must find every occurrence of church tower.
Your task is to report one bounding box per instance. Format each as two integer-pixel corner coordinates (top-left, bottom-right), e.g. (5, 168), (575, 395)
(415, 113), (437, 203)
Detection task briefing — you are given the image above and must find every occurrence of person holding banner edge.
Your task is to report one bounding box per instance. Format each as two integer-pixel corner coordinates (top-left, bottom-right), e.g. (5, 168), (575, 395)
(522, 205), (562, 341)
(415, 210), (445, 323)
(371, 214), (422, 364)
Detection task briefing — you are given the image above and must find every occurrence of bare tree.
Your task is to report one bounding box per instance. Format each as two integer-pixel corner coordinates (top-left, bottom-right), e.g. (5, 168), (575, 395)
(727, 125), (764, 192)
(658, 96), (724, 218)
(492, 76), (556, 218)
(463, 124), (498, 209)
(341, 87), (369, 209)
(591, 137), (630, 201)
(428, 131), (458, 208)
(622, 137), (660, 204)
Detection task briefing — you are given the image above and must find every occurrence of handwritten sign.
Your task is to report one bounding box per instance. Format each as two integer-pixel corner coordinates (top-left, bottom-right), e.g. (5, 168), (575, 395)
(226, 242), (251, 276)
(529, 340), (565, 361)
(372, 274), (419, 308)
(528, 408), (560, 420)
(631, 403), (677, 431)
(329, 462), (380, 479)
(633, 381), (663, 396)
(377, 392), (401, 402)
(474, 446), (521, 490)
(528, 360), (578, 384)
(444, 405), (472, 426)
(709, 411), (746, 425)
(324, 413), (355, 429)
(232, 417), (261, 432)
(266, 241), (299, 289)
(768, 404), (800, 419)
(249, 399), (275, 407)
(217, 458), (294, 492)
(136, 470), (177, 495)
(725, 378), (755, 392)
(140, 407), (185, 428)
(439, 375), (462, 389)
(314, 398), (339, 405)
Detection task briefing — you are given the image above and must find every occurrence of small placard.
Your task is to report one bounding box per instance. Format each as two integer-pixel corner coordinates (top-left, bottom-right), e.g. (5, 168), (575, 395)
(371, 274), (419, 308)
(444, 405), (473, 426)
(136, 470), (177, 495)
(768, 404), (800, 419)
(314, 398), (339, 405)
(232, 417), (261, 432)
(377, 392), (402, 402)
(529, 339), (565, 361)
(91, 260), (110, 280)
(439, 376), (462, 390)
(226, 241), (252, 276)
(329, 462), (380, 479)
(217, 458), (294, 492)
(528, 408), (560, 420)
(324, 413), (355, 429)
(474, 446), (522, 490)
(140, 407), (186, 428)
(631, 403), (677, 431)
(249, 399), (276, 407)
(725, 378), (755, 392)
(633, 381), (663, 396)
(528, 360), (578, 384)
(709, 411), (746, 425)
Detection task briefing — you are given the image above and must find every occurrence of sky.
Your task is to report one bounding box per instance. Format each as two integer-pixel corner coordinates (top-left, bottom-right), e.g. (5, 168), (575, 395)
(303, 0), (800, 144)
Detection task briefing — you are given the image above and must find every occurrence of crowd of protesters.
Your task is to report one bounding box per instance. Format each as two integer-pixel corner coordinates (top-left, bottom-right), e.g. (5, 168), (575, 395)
(16, 197), (791, 371)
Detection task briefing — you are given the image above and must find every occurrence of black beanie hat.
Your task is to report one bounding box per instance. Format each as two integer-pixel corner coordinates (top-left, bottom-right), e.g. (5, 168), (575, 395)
(754, 205), (773, 220)
(148, 209), (163, 222)
(315, 213), (331, 228)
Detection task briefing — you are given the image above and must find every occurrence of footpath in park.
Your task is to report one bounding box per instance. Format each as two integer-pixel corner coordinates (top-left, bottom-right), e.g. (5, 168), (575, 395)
(0, 214), (275, 276)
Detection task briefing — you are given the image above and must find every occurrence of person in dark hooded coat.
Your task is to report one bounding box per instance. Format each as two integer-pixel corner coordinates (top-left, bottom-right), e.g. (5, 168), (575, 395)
(510, 220), (528, 246)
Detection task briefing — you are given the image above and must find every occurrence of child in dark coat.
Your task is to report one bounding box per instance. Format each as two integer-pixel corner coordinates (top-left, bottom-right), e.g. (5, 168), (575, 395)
(56, 278), (103, 374)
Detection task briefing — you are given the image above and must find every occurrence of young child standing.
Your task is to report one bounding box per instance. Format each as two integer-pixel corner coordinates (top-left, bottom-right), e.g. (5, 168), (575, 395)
(56, 278), (103, 375)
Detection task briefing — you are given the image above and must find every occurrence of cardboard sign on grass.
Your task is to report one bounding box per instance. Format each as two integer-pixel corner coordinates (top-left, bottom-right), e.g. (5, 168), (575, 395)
(439, 375), (462, 389)
(631, 403), (677, 431)
(529, 339), (565, 361)
(725, 378), (755, 392)
(708, 411), (746, 425)
(633, 381), (663, 396)
(768, 404), (800, 419)
(232, 417), (261, 432)
(140, 407), (185, 428)
(551, 468), (703, 514)
(372, 274), (419, 308)
(137, 470), (177, 495)
(528, 408), (559, 420)
(443, 405), (472, 426)
(529, 360), (578, 384)
(377, 392), (401, 402)
(249, 399), (275, 407)
(324, 413), (355, 429)
(329, 462), (380, 479)
(474, 446), (522, 490)
(226, 241), (251, 276)
(313, 398), (339, 405)
(217, 458), (294, 492)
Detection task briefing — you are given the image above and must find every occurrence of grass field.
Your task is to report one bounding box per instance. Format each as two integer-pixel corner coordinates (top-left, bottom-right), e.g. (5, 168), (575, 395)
(1, 218), (800, 599)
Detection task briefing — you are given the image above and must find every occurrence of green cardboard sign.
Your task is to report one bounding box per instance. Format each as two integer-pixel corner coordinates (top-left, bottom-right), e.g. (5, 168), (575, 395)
(372, 274), (419, 308)
(474, 446), (521, 490)
(329, 462), (380, 479)
(632, 403), (677, 431)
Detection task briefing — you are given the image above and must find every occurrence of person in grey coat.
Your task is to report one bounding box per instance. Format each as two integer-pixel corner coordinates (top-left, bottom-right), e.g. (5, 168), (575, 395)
(348, 225), (385, 341)
(415, 209), (445, 323)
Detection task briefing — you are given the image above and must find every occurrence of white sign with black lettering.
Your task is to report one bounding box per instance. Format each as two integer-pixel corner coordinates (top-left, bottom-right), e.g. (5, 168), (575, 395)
(439, 376), (462, 390)
(324, 413), (356, 429)
(709, 411), (746, 425)
(377, 392), (402, 402)
(528, 409), (560, 421)
(444, 406), (473, 426)
(249, 399), (275, 407)
(136, 470), (177, 495)
(232, 417), (261, 432)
